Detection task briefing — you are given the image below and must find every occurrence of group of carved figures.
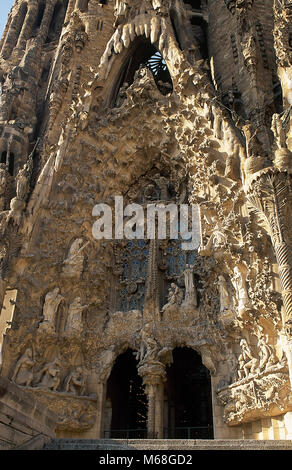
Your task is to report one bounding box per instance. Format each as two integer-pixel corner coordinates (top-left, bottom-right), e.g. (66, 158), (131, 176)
(11, 348), (86, 396)
(38, 238), (88, 334)
(161, 260), (251, 320)
(235, 334), (279, 382)
(161, 264), (198, 313)
(217, 265), (250, 317)
(0, 158), (32, 214)
(39, 288), (88, 336)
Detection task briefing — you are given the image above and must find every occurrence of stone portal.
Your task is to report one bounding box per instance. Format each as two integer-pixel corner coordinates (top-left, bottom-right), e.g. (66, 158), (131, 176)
(164, 348), (213, 439)
(105, 349), (148, 438)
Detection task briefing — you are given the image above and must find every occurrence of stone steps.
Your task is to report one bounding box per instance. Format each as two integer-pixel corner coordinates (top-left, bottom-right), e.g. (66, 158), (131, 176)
(44, 438), (292, 451)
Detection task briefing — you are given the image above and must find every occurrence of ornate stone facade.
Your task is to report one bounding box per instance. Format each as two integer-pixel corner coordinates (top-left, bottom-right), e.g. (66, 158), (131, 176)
(0, 0), (291, 441)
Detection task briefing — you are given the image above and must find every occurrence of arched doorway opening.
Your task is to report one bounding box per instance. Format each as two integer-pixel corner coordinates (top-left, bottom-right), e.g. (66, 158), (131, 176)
(105, 349), (148, 438)
(164, 347), (213, 439)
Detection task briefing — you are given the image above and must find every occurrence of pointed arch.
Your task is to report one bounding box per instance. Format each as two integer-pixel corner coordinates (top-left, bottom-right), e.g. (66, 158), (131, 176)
(100, 36), (173, 107)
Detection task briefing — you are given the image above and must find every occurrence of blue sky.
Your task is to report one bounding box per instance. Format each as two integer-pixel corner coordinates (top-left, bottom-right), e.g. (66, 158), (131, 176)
(0, 0), (15, 36)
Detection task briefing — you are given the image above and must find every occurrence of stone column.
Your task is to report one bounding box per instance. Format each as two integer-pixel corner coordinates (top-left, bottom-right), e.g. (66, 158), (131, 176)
(143, 239), (160, 323)
(64, 0), (76, 24)
(139, 362), (166, 439)
(247, 169), (292, 385)
(95, 381), (107, 439)
(155, 382), (164, 439)
(1, 3), (28, 59)
(146, 381), (156, 438)
(0, 15), (12, 54)
(284, 411), (292, 439)
(16, 0), (39, 51)
(38, 0), (58, 45)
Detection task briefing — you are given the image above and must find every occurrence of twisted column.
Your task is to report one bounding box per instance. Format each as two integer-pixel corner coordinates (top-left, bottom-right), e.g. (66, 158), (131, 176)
(275, 242), (292, 324)
(247, 170), (292, 384)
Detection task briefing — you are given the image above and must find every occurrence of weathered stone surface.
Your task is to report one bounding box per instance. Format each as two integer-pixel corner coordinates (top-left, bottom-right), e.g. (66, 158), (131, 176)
(0, 376), (57, 449)
(0, 0), (291, 443)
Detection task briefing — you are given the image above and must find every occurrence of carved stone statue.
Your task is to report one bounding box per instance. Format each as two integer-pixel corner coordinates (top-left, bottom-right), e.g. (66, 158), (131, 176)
(61, 238), (87, 279)
(0, 163), (8, 211)
(161, 283), (184, 312)
(242, 36), (257, 80)
(182, 264), (198, 307)
(8, 160), (32, 225)
(36, 358), (61, 391)
(153, 174), (169, 201)
(65, 367), (85, 395)
(137, 324), (160, 364)
(116, 82), (129, 107)
(65, 297), (88, 335)
(217, 275), (233, 313)
(271, 113), (287, 150)
(231, 265), (251, 316)
(241, 121), (262, 158)
(39, 288), (64, 333)
(257, 333), (278, 371)
(226, 348), (238, 384)
(11, 348), (34, 387)
(199, 218), (227, 256)
(237, 339), (259, 380)
(16, 163), (30, 201)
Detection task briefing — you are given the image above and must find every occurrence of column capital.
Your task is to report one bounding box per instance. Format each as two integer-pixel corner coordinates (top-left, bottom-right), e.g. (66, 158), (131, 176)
(138, 362), (166, 385)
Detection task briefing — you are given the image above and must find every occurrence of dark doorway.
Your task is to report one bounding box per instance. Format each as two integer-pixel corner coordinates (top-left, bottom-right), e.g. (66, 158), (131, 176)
(105, 349), (148, 438)
(165, 347), (213, 439)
